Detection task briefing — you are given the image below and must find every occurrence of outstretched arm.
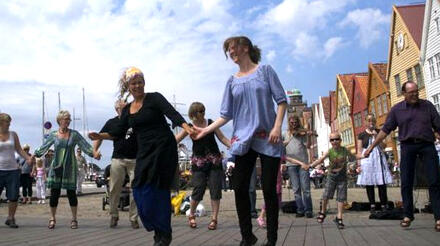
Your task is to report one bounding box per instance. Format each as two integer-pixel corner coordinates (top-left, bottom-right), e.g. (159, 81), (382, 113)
(310, 152), (329, 168)
(214, 128), (231, 148)
(175, 128), (189, 143)
(194, 117), (230, 140)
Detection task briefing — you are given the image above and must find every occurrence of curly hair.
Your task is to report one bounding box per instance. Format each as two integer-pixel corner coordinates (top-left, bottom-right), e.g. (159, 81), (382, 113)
(118, 67), (144, 100)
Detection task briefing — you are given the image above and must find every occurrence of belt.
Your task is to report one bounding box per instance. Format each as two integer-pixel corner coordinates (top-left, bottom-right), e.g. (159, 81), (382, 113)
(403, 138), (428, 144)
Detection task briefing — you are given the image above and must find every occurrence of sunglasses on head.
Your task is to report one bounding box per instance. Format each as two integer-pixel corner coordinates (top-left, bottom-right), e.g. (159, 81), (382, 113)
(330, 138), (341, 142)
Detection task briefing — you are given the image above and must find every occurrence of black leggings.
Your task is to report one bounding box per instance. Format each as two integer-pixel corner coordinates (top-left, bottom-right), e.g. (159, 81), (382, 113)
(233, 149), (280, 243)
(49, 189), (78, 207)
(366, 185), (388, 206)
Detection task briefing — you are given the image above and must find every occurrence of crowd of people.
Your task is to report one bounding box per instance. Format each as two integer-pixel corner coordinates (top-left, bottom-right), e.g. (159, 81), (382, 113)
(1, 35), (440, 246)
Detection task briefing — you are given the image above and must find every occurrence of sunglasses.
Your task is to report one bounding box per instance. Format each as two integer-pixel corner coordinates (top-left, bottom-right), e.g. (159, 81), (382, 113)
(197, 110), (205, 114)
(330, 138), (341, 142)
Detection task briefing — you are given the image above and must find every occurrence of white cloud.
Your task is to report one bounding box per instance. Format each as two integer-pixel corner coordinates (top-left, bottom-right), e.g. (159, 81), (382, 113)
(324, 37), (344, 58)
(339, 8), (390, 48)
(266, 50), (276, 62)
(286, 64), (293, 73)
(255, 0), (353, 60)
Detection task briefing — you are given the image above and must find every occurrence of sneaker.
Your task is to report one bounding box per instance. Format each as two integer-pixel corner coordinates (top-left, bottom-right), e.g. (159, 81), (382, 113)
(5, 219), (19, 228)
(256, 217), (266, 228)
(251, 212), (258, 219)
(41, 200), (46, 204)
(37, 200), (41, 204)
(131, 220), (140, 229)
(296, 212), (305, 218)
(110, 217), (118, 228)
(305, 212), (313, 218)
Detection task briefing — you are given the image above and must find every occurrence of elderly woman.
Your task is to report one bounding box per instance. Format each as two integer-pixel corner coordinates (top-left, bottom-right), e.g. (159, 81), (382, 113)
(89, 67), (194, 246)
(195, 36), (287, 246)
(175, 102), (230, 230)
(34, 110), (101, 230)
(0, 113), (32, 228)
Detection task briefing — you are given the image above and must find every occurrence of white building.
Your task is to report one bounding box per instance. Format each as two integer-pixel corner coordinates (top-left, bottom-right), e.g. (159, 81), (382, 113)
(420, 0), (440, 111)
(314, 96), (331, 165)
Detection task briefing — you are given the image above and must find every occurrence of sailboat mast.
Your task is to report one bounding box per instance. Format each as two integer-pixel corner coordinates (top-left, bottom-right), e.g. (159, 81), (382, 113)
(42, 91), (45, 144)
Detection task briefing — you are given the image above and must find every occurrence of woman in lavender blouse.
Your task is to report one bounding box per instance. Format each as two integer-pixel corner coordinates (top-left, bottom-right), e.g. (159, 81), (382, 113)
(195, 36), (287, 246)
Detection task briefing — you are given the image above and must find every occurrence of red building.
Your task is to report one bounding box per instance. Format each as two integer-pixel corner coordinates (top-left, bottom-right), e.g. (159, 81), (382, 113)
(329, 90), (337, 133)
(351, 74), (369, 153)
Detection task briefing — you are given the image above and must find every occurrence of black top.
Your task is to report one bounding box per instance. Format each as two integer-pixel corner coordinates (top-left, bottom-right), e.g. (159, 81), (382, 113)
(108, 92), (186, 189)
(100, 116), (137, 159)
(357, 129), (379, 149)
(192, 119), (220, 157)
(382, 99), (440, 143)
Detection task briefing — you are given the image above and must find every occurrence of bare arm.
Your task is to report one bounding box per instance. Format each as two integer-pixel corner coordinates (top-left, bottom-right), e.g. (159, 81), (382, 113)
(364, 130), (388, 157)
(268, 102), (287, 144)
(175, 129), (189, 143)
(214, 128), (231, 148)
(13, 132), (31, 163)
(194, 117), (230, 140)
(88, 132), (114, 141)
(310, 151), (329, 168)
(93, 139), (103, 153)
(285, 156), (306, 166)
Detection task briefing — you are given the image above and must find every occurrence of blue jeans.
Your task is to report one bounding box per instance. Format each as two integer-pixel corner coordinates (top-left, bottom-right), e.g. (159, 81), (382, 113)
(287, 166), (313, 214)
(0, 169), (21, 202)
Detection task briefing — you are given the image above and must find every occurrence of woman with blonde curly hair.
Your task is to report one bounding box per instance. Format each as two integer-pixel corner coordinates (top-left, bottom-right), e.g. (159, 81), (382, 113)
(89, 67), (195, 246)
(34, 110), (101, 230)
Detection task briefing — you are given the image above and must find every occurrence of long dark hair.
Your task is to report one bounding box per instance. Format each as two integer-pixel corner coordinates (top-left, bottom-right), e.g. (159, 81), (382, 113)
(223, 36), (261, 64)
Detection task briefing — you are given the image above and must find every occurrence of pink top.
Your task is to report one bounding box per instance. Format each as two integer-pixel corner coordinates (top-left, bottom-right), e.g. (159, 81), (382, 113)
(36, 167), (45, 178)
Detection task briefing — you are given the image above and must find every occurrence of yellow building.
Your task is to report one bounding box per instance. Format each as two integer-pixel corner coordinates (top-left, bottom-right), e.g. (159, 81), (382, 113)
(336, 73), (367, 154)
(387, 3), (426, 106)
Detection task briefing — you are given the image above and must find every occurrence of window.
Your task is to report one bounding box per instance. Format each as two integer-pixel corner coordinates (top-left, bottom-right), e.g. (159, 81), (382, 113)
(382, 94), (388, 114)
(406, 68), (413, 82)
(429, 57), (436, 80)
(436, 54), (440, 77)
(363, 109), (368, 125)
(414, 64), (424, 88)
(354, 113), (362, 128)
(433, 94), (440, 112)
(395, 74), (401, 96)
(377, 97), (383, 116)
(370, 100), (376, 116)
(435, 17), (440, 35)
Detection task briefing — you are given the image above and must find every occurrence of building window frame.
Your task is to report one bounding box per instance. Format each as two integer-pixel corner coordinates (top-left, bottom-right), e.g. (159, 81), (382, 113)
(395, 74), (402, 96)
(370, 99), (376, 117)
(433, 94), (440, 113)
(406, 68), (413, 82)
(414, 64), (424, 88)
(382, 94), (388, 114)
(429, 57), (436, 80)
(435, 53), (440, 77)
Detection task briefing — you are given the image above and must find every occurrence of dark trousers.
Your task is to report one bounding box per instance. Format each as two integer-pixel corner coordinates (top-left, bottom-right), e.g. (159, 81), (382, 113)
(49, 189), (78, 207)
(366, 185), (387, 206)
(20, 173), (33, 197)
(400, 142), (440, 220)
(233, 149), (280, 243)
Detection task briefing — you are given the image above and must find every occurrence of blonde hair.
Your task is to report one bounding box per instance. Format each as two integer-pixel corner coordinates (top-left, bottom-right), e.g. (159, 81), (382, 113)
(0, 113), (11, 122)
(36, 158), (43, 168)
(56, 110), (71, 125)
(118, 67), (144, 100)
(188, 102), (205, 121)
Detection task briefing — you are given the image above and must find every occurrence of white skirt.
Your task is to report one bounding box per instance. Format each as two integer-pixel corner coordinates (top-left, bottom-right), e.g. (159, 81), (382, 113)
(356, 147), (393, 186)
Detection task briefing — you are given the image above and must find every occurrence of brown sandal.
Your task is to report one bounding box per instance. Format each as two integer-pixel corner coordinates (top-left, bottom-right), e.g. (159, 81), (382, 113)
(48, 219), (56, 229)
(71, 220), (78, 229)
(400, 217), (413, 228)
(435, 221), (440, 232)
(208, 219), (217, 230)
(188, 215), (197, 228)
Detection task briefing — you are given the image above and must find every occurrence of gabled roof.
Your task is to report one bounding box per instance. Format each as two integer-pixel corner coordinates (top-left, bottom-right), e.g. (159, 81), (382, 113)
(321, 96), (330, 124)
(371, 63), (388, 84)
(337, 73), (367, 105)
(395, 3), (425, 49)
(352, 75), (369, 113)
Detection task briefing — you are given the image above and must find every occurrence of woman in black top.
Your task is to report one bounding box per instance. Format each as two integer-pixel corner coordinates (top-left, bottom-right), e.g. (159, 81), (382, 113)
(89, 67), (194, 246)
(176, 102), (230, 230)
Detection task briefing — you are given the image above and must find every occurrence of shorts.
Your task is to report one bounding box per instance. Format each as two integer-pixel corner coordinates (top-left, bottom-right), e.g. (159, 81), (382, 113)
(0, 169), (21, 202)
(322, 171), (347, 202)
(191, 168), (223, 201)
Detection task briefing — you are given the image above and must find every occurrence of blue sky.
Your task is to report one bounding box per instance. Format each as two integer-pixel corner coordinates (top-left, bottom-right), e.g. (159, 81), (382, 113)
(0, 0), (422, 167)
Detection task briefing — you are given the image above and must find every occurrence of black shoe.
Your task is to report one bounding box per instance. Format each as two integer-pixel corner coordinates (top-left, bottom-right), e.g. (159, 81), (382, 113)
(251, 212), (258, 219)
(239, 234), (258, 246)
(109, 217), (118, 228)
(305, 212), (313, 218)
(296, 212), (305, 218)
(5, 219), (18, 228)
(154, 232), (172, 246)
(262, 241), (276, 246)
(153, 231), (161, 244)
